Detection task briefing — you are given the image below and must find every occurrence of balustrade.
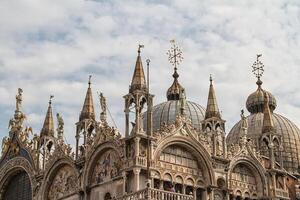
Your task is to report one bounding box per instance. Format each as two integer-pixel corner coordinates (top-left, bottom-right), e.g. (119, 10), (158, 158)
(116, 188), (194, 200)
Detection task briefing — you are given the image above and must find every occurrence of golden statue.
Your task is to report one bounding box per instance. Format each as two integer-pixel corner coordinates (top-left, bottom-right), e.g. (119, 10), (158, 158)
(16, 88), (23, 112)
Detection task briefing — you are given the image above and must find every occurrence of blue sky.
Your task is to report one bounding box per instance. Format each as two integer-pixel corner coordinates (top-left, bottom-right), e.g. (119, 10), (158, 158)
(1, 0), (300, 147)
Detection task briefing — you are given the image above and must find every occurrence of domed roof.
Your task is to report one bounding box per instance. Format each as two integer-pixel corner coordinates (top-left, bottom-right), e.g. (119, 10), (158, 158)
(246, 86), (277, 114)
(143, 100), (205, 132)
(227, 112), (300, 174)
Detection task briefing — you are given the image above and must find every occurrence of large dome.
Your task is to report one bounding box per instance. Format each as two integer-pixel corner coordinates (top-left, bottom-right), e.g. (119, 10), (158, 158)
(143, 100), (205, 132)
(227, 112), (300, 174)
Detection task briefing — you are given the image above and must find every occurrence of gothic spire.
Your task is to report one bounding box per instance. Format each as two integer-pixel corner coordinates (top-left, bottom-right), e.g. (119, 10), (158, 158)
(40, 95), (55, 137)
(130, 45), (147, 93)
(262, 92), (275, 134)
(205, 75), (221, 119)
(79, 75), (95, 121)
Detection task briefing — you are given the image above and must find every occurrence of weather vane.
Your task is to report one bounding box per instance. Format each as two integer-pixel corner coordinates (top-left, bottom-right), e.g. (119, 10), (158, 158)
(167, 39), (183, 70)
(138, 44), (144, 54)
(252, 54), (264, 81)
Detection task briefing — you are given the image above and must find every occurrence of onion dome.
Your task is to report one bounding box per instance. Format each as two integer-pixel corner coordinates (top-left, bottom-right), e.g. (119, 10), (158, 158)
(246, 79), (277, 114)
(144, 40), (206, 132)
(166, 69), (184, 101)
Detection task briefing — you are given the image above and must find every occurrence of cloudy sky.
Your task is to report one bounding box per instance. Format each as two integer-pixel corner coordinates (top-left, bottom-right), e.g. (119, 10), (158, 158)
(1, 0), (300, 147)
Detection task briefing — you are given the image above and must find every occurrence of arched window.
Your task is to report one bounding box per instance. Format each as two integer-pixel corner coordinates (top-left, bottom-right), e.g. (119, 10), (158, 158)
(231, 164), (259, 197)
(159, 145), (199, 169)
(3, 171), (32, 200)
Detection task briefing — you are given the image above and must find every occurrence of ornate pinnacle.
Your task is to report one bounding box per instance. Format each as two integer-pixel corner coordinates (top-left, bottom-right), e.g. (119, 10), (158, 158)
(251, 54), (264, 86)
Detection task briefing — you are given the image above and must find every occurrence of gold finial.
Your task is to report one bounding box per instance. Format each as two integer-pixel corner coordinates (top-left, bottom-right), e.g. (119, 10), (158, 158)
(252, 54), (264, 86)
(167, 39), (183, 71)
(138, 44), (144, 55)
(49, 95), (54, 105)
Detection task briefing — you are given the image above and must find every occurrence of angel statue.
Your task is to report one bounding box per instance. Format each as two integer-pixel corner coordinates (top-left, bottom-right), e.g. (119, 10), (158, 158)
(16, 88), (23, 112)
(98, 92), (107, 122)
(56, 113), (64, 140)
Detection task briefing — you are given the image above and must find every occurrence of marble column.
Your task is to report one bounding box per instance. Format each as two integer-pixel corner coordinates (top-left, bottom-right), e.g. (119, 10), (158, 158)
(133, 168), (141, 191)
(134, 137), (140, 157)
(122, 171), (127, 194)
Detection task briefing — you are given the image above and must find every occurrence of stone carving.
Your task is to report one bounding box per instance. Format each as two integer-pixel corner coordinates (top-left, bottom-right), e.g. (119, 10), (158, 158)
(56, 113), (64, 140)
(98, 92), (107, 122)
(1, 137), (10, 154)
(19, 126), (33, 143)
(92, 150), (121, 184)
(48, 165), (78, 200)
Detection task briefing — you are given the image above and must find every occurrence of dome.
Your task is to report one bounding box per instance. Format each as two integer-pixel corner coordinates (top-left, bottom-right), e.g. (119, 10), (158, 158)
(246, 87), (277, 114)
(143, 100), (205, 132)
(227, 112), (300, 174)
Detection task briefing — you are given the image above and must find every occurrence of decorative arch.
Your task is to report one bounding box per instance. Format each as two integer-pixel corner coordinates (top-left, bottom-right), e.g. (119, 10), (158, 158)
(0, 157), (36, 199)
(83, 141), (122, 187)
(228, 158), (267, 198)
(41, 158), (79, 200)
(154, 135), (215, 186)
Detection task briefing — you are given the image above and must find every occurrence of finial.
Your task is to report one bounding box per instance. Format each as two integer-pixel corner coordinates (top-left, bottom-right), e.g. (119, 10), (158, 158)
(210, 74), (213, 84)
(252, 54), (264, 87)
(49, 95), (54, 105)
(138, 44), (144, 55)
(88, 75), (92, 88)
(167, 39), (183, 79)
(146, 58), (150, 65)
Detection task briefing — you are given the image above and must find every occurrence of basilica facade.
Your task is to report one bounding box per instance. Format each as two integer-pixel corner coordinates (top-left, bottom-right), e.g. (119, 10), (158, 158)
(0, 44), (300, 200)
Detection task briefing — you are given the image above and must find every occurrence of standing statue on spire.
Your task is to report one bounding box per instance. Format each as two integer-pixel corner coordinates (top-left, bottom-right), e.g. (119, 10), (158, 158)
(56, 113), (64, 140)
(16, 88), (23, 112)
(98, 92), (107, 122)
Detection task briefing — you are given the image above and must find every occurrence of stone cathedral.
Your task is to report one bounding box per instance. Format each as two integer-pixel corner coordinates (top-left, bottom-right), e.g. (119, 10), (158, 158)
(1, 43), (300, 200)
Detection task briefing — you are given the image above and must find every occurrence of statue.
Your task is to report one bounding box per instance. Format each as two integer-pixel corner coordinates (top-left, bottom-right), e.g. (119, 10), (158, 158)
(16, 88), (23, 111)
(98, 92), (107, 122)
(179, 88), (186, 115)
(19, 126), (33, 142)
(56, 113), (64, 140)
